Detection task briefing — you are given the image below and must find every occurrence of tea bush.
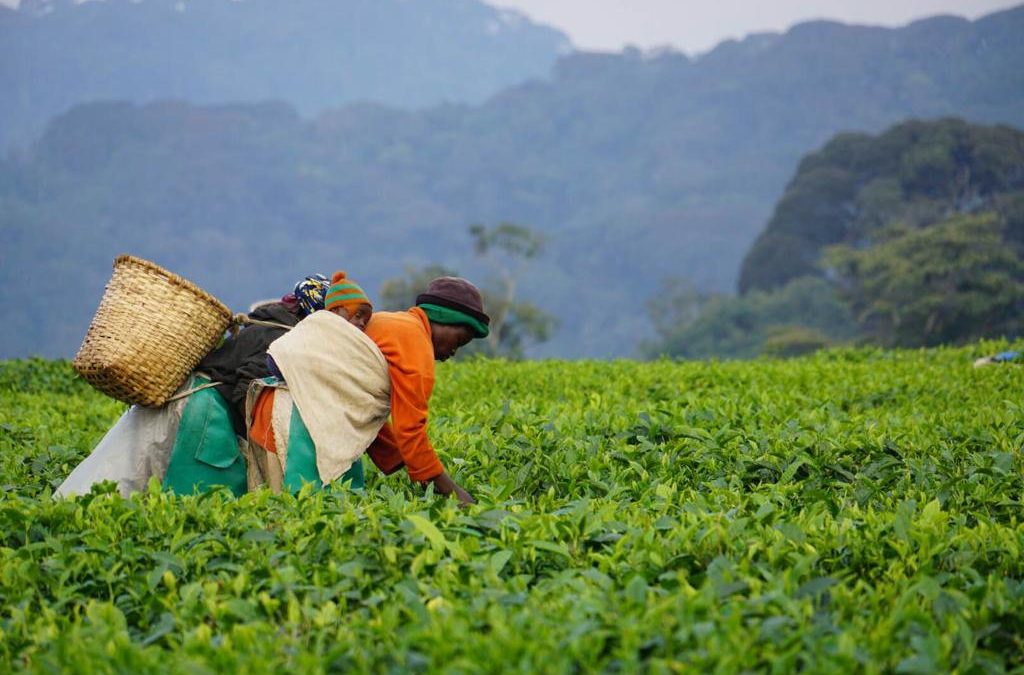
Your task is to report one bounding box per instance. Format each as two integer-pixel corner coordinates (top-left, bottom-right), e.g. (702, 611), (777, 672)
(1, 346), (1023, 672)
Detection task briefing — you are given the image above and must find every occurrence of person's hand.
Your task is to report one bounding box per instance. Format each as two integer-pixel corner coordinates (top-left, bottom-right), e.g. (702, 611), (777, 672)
(430, 471), (475, 506)
(452, 483), (476, 506)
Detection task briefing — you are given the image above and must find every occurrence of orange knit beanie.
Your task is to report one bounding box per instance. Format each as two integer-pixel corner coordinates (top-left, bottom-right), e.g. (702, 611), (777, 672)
(324, 271), (371, 315)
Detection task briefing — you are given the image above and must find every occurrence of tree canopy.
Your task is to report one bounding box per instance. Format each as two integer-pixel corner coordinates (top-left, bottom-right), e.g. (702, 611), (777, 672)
(739, 119), (1024, 294)
(825, 214), (1024, 347)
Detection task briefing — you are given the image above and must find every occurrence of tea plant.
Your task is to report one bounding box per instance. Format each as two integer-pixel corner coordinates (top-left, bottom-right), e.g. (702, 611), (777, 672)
(1, 346), (1022, 672)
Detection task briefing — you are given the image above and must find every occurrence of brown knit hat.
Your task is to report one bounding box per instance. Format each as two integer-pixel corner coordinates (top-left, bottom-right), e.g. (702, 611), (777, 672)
(416, 277), (490, 335)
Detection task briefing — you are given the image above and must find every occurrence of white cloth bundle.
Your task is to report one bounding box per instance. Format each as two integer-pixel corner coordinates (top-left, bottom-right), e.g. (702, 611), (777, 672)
(55, 397), (188, 498)
(267, 310), (391, 484)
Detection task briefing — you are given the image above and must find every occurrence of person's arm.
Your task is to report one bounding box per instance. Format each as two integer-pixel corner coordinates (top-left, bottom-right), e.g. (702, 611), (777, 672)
(367, 351), (474, 503)
(366, 423), (406, 475)
(367, 432), (474, 505)
(231, 328), (287, 412)
(430, 470), (475, 505)
(382, 367), (444, 481)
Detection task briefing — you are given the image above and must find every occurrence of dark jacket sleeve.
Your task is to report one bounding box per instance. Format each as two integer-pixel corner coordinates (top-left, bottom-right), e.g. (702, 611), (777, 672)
(196, 311), (294, 435)
(224, 325), (289, 431)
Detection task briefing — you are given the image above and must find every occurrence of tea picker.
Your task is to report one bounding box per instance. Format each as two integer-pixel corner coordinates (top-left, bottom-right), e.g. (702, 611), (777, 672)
(973, 350), (1023, 367)
(57, 256), (345, 496)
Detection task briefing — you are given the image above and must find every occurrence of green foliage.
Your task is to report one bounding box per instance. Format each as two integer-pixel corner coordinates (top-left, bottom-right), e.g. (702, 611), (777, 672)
(2, 351), (1024, 671)
(0, 362), (125, 497)
(0, 358), (91, 396)
(733, 120), (1024, 353)
(826, 213), (1024, 347)
(644, 277), (858, 359)
(740, 119), (1024, 294)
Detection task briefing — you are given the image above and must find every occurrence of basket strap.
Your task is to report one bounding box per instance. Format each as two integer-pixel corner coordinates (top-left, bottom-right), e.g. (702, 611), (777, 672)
(165, 381), (221, 403)
(230, 313), (296, 332)
(165, 313), (294, 404)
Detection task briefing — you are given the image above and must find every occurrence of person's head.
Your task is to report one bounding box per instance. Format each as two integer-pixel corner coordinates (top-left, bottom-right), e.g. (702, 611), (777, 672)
(290, 273), (331, 317)
(325, 271), (373, 330)
(416, 276), (490, 361)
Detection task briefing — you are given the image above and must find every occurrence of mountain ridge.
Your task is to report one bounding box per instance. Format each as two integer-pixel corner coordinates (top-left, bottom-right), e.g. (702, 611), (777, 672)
(2, 4), (1024, 358)
(0, 0), (571, 150)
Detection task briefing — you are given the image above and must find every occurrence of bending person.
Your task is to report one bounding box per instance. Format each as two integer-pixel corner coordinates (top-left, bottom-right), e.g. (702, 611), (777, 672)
(246, 272), (385, 493)
(56, 273), (334, 497)
(364, 276), (490, 505)
(197, 274), (332, 436)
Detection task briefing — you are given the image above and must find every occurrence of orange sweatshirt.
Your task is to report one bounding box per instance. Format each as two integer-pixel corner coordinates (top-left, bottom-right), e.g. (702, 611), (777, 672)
(365, 307), (445, 481)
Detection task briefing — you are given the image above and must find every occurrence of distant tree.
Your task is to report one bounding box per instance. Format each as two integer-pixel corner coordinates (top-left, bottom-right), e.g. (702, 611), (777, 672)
(378, 264), (459, 311)
(645, 278), (715, 341)
(375, 223), (556, 358)
(761, 325), (833, 358)
(644, 277), (857, 359)
(825, 213), (1024, 346)
(467, 222), (555, 358)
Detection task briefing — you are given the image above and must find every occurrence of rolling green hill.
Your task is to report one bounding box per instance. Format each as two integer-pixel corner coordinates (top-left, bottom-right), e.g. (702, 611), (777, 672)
(739, 118), (1024, 294)
(643, 119), (1024, 359)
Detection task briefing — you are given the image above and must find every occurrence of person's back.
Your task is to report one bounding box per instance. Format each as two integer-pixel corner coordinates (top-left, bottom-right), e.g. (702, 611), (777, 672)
(365, 307), (440, 480)
(198, 302), (299, 434)
(366, 309), (435, 379)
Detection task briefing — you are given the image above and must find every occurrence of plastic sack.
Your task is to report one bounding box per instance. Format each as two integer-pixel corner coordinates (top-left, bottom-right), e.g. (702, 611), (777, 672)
(55, 398), (187, 498)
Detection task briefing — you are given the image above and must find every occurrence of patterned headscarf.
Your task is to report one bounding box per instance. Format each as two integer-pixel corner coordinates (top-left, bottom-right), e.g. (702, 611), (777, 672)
(291, 274), (330, 317)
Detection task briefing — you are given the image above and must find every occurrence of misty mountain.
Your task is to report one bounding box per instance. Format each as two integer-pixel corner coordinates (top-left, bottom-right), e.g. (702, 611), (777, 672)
(0, 0), (571, 150)
(645, 118), (1024, 360)
(2, 5), (1024, 359)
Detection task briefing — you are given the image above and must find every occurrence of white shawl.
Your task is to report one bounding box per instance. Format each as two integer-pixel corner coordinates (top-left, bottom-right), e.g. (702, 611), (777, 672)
(267, 310), (391, 484)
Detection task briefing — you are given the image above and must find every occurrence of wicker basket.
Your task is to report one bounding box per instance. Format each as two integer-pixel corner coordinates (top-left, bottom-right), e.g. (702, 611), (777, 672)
(73, 255), (233, 407)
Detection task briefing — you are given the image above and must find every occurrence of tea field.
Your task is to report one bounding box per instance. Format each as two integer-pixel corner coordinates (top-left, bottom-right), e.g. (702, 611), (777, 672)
(1, 346), (1023, 673)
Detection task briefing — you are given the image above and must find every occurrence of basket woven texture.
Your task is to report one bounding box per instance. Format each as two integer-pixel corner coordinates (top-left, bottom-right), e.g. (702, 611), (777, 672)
(73, 255), (233, 407)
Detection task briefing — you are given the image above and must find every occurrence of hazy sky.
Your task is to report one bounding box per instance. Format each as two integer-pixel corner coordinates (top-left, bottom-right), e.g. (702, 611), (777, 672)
(2, 0), (1019, 55)
(492, 0), (1022, 54)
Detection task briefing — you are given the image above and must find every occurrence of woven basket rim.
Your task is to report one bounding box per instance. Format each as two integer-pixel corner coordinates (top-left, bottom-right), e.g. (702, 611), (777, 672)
(114, 254), (232, 319)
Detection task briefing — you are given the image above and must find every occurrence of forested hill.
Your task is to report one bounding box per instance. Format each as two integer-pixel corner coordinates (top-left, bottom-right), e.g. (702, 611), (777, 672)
(2, 6), (1024, 359)
(0, 0), (571, 150)
(739, 119), (1024, 294)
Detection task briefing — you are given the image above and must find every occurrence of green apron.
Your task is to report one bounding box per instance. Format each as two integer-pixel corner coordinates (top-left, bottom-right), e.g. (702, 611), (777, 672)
(283, 403), (365, 492)
(162, 376), (247, 496)
(164, 376), (365, 495)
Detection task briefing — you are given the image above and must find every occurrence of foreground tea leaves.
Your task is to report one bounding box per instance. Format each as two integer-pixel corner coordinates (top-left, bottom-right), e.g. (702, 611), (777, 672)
(1, 347), (1023, 672)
